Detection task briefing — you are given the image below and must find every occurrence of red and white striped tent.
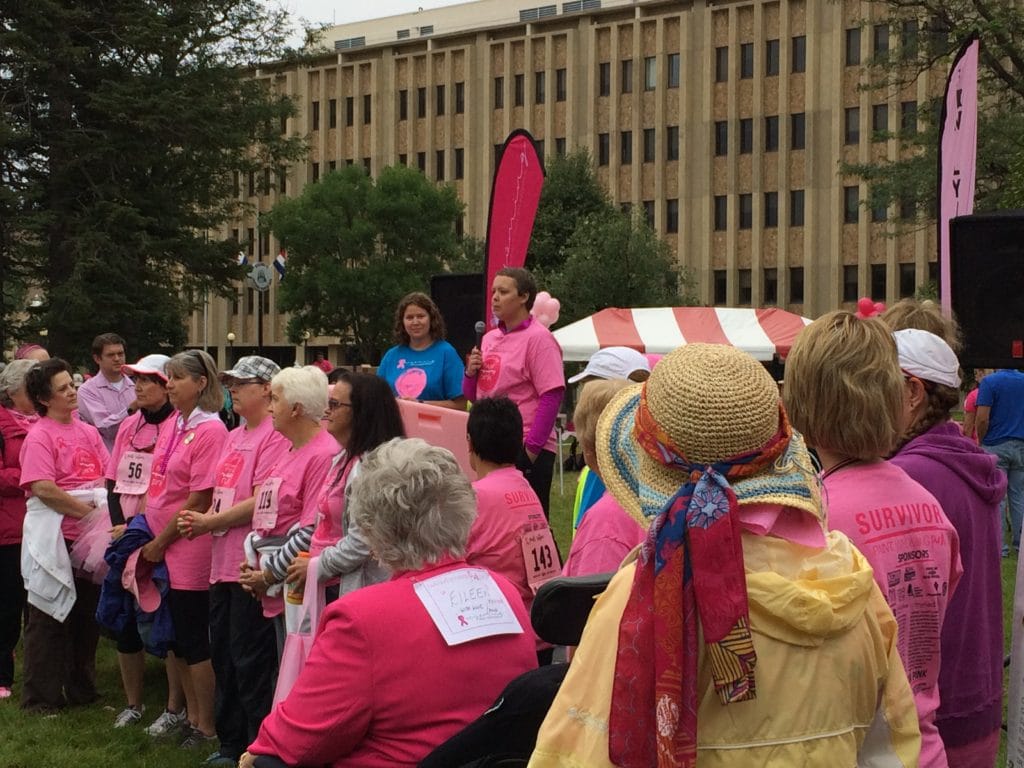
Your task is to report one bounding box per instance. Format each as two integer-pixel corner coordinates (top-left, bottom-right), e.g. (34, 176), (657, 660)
(553, 307), (812, 362)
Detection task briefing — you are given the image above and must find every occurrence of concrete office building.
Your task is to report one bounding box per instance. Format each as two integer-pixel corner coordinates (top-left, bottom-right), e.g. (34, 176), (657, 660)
(189, 0), (939, 366)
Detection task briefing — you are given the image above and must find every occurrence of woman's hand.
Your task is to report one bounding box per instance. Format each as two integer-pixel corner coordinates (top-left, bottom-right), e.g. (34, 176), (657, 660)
(238, 752), (255, 768)
(239, 564), (272, 596)
(140, 539), (166, 563)
(109, 524), (126, 542)
(285, 554), (311, 593)
(465, 347), (482, 377)
(177, 509), (211, 540)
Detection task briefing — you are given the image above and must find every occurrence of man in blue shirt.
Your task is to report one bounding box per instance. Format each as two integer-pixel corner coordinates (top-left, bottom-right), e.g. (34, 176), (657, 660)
(977, 368), (1024, 556)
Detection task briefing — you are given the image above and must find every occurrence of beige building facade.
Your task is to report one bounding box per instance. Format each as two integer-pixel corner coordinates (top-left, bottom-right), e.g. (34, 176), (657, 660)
(189, 0), (939, 366)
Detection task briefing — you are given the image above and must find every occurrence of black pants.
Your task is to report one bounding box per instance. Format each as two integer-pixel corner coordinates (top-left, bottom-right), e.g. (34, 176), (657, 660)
(0, 544), (26, 687)
(21, 576), (100, 710)
(516, 448), (556, 519)
(210, 582), (278, 760)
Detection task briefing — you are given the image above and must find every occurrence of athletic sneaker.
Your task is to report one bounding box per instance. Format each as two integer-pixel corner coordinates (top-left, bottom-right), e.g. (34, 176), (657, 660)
(113, 705), (145, 728)
(179, 725), (217, 749)
(145, 707), (188, 737)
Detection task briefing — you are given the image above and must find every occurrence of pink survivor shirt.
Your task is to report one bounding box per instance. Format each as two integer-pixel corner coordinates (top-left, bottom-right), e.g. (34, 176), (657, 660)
(209, 418), (289, 584)
(466, 466), (553, 612)
(105, 410), (167, 521)
(20, 417), (109, 540)
(477, 320), (564, 453)
(145, 410), (228, 591)
(824, 461), (962, 768)
(253, 428), (336, 537)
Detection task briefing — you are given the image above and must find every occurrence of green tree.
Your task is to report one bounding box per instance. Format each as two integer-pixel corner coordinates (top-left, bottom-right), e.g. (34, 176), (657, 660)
(547, 209), (697, 325)
(265, 165), (464, 363)
(526, 149), (610, 277)
(0, 0), (308, 364)
(846, 3), (1024, 218)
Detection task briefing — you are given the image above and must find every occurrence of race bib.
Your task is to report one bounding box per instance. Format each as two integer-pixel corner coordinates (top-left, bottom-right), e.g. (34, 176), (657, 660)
(521, 528), (560, 594)
(413, 567), (523, 646)
(210, 487), (236, 537)
(114, 451), (154, 495)
(252, 477), (283, 532)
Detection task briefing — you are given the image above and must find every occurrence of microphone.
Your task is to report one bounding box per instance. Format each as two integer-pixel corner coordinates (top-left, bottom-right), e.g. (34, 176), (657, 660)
(474, 321), (486, 348)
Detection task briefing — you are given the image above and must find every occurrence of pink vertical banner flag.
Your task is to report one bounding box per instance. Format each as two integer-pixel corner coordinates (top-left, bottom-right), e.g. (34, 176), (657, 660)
(483, 130), (545, 324)
(937, 36), (980, 317)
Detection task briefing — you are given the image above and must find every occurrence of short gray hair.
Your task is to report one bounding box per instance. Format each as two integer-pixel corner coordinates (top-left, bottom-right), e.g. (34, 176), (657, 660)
(349, 438), (477, 571)
(270, 366), (328, 423)
(0, 360), (38, 408)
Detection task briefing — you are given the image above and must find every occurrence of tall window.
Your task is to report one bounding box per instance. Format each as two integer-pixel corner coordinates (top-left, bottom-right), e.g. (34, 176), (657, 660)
(764, 191), (778, 228)
(739, 269), (752, 304)
(790, 189), (805, 226)
(666, 198), (679, 233)
(790, 267), (805, 303)
(872, 104), (889, 135)
(792, 35), (806, 73)
(666, 125), (679, 161)
(514, 74), (524, 106)
(417, 88), (426, 118)
(764, 268), (778, 304)
(846, 28), (861, 66)
(644, 56), (657, 90)
(765, 115), (779, 151)
(363, 95), (371, 124)
(714, 121), (728, 156)
(766, 39), (780, 76)
(900, 101), (918, 133)
(643, 128), (656, 162)
(739, 194), (753, 229)
(740, 43), (754, 78)
(791, 113), (806, 150)
(715, 46), (729, 82)
(598, 62), (611, 96)
(899, 262), (916, 297)
(714, 196), (728, 231)
(556, 68), (567, 101)
(844, 107), (860, 145)
(311, 101), (320, 130)
(398, 90), (408, 121)
(714, 270), (728, 304)
(454, 147), (464, 180)
(455, 82), (465, 113)
(843, 265), (859, 302)
(668, 53), (680, 87)
(621, 59), (633, 93)
(494, 77), (504, 108)
(598, 133), (610, 165)
(901, 20), (919, 61)
(347, 96), (355, 125)
(535, 71), (546, 104)
(436, 85), (446, 116)
(436, 150), (445, 181)
(328, 98), (337, 128)
(620, 130), (632, 164)
(871, 263), (887, 300)
(739, 118), (753, 154)
(873, 24), (890, 55)
(844, 186), (860, 224)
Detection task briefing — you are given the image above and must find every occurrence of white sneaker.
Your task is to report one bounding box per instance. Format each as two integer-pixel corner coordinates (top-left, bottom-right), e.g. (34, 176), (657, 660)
(113, 705), (145, 728)
(145, 707), (188, 737)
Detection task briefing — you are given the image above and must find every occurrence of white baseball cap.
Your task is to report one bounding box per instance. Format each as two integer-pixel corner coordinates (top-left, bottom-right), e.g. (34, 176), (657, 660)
(893, 329), (962, 388)
(122, 354), (171, 383)
(568, 347), (651, 384)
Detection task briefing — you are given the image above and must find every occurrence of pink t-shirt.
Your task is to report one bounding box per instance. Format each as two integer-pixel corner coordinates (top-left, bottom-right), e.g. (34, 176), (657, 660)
(563, 491), (645, 577)
(145, 411), (228, 591)
(105, 411), (168, 521)
(477, 320), (565, 453)
(209, 418), (290, 584)
(824, 460), (962, 768)
(466, 467), (555, 613)
(309, 452), (357, 558)
(253, 428), (337, 537)
(963, 387), (979, 440)
(20, 417), (109, 540)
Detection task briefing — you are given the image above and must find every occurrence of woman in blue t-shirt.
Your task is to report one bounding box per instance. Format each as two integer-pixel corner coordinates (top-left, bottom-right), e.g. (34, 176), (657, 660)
(378, 292), (466, 409)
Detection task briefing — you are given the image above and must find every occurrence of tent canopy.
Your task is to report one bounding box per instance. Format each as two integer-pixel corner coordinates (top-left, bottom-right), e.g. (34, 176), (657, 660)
(553, 307), (811, 362)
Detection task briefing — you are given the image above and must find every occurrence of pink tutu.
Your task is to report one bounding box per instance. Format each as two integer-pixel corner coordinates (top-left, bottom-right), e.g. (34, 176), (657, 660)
(69, 505), (112, 584)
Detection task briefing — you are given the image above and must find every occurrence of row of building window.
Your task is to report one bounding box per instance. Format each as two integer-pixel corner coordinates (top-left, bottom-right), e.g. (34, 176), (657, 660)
(714, 114), (805, 155)
(493, 70), (568, 108)
(713, 191), (805, 230)
(399, 82), (467, 120)
(845, 20), (920, 66)
(596, 127), (679, 164)
(713, 36), (807, 83)
(310, 95), (374, 130)
(711, 261), (933, 306)
(844, 101), (917, 143)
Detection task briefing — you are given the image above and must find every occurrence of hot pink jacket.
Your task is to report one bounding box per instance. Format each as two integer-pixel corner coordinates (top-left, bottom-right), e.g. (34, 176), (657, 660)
(0, 406), (30, 546)
(249, 559), (537, 767)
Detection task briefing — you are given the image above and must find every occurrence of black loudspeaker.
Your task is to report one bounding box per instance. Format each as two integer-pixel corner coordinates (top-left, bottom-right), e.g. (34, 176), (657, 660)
(950, 211), (1024, 368)
(431, 273), (485, 359)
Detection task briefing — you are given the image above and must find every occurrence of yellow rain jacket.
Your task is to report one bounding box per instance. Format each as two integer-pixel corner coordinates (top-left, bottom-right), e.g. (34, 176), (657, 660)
(529, 531), (921, 767)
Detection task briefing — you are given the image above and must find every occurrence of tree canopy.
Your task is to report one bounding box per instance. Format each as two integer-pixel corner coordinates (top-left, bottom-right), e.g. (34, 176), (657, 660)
(0, 0), (308, 364)
(265, 164), (464, 363)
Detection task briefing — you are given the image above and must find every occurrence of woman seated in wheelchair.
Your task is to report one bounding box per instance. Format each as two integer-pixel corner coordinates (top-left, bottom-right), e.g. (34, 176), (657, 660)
(240, 438), (536, 768)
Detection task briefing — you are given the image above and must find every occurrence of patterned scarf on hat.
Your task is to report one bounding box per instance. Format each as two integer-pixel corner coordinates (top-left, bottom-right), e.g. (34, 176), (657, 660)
(608, 388), (792, 768)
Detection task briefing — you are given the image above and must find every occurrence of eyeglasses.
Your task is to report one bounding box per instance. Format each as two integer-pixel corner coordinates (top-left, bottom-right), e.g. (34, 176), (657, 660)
(328, 399), (353, 410)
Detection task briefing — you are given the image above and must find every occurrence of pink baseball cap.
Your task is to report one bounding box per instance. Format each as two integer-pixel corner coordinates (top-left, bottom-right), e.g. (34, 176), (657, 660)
(122, 550), (162, 613)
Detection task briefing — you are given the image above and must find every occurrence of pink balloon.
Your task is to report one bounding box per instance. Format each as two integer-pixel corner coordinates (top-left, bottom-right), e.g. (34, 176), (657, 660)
(873, 301), (886, 315)
(531, 291), (561, 327)
(857, 297), (875, 315)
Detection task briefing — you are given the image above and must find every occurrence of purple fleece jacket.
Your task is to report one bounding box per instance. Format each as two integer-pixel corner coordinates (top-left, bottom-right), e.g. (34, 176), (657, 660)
(891, 420), (1007, 748)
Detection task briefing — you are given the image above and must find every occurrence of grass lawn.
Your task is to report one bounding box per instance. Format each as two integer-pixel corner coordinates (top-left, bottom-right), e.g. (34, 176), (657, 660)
(0, 470), (1015, 766)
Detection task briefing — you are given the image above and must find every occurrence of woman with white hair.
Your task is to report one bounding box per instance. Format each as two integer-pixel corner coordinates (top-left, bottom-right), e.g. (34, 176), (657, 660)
(240, 438), (537, 768)
(0, 359), (39, 699)
(238, 366), (335, 629)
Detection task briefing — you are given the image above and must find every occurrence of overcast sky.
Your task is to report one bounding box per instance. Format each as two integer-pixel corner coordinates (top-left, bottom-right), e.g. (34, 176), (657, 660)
(277, 0), (465, 27)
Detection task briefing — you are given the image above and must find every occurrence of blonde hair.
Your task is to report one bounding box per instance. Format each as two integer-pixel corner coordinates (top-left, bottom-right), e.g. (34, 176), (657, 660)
(881, 299), (962, 354)
(573, 379), (633, 453)
(783, 311), (903, 460)
(166, 350), (223, 414)
(349, 438), (477, 571)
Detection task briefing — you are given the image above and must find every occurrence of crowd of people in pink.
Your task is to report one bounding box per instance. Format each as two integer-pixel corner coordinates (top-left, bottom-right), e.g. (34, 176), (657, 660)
(0, 286), (1019, 768)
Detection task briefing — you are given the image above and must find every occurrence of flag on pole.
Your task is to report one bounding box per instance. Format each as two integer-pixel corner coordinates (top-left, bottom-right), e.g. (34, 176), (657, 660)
(937, 35), (980, 318)
(274, 249), (287, 280)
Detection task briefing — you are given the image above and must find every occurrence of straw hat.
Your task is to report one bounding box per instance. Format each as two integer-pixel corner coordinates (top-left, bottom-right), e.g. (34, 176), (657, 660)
(597, 343), (821, 526)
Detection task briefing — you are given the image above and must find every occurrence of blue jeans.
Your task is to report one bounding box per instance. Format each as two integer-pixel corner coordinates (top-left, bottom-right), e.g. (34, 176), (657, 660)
(985, 438), (1024, 552)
